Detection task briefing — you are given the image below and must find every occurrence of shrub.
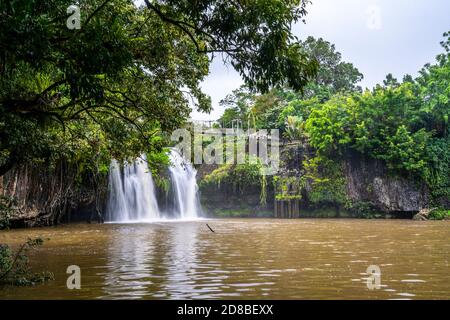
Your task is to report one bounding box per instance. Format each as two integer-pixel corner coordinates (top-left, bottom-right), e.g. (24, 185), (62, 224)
(0, 238), (54, 286)
(428, 209), (450, 220)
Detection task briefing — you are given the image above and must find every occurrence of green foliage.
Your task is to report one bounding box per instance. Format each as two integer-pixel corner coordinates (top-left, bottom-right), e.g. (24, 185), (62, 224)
(303, 156), (347, 206)
(216, 32), (449, 212)
(303, 84), (449, 201)
(219, 86), (290, 130)
(232, 161), (264, 192)
(0, 238), (54, 286)
(301, 33), (450, 201)
(424, 136), (450, 199)
(304, 95), (352, 153)
(214, 33), (449, 214)
(201, 164), (234, 188)
(303, 83), (434, 175)
(201, 157), (268, 205)
(219, 87), (254, 128)
(428, 208), (450, 220)
(146, 0), (319, 92)
(202, 161), (261, 192)
(273, 175), (302, 201)
(277, 97), (318, 128)
(299, 36), (363, 98)
(218, 36), (361, 132)
(382, 126), (430, 172)
(284, 116), (305, 141)
(0, 196), (14, 230)
(1, 0), (317, 181)
(344, 201), (379, 219)
(147, 148), (171, 192)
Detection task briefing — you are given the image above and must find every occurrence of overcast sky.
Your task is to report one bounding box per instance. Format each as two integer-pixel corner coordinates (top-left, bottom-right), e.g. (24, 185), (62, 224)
(192, 0), (450, 120)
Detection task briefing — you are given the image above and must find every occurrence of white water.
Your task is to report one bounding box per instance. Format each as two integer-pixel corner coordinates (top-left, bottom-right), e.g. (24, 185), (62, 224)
(106, 155), (161, 222)
(168, 148), (202, 219)
(106, 150), (202, 222)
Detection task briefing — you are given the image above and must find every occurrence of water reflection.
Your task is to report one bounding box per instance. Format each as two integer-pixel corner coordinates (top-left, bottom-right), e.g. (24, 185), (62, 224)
(101, 223), (205, 299)
(101, 225), (159, 299)
(163, 223), (203, 299)
(0, 219), (449, 300)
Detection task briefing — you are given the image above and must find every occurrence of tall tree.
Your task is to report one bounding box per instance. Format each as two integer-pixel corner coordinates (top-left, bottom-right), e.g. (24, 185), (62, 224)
(299, 36), (363, 99)
(0, 0), (318, 174)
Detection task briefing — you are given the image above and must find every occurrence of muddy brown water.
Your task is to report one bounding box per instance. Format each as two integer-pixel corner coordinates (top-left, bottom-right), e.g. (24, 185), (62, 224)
(0, 219), (449, 300)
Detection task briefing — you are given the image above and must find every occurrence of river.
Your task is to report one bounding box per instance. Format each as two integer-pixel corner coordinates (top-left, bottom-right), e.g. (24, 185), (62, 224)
(0, 219), (449, 300)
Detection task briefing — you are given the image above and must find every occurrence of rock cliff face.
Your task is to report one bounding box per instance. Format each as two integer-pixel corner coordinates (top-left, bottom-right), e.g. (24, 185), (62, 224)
(344, 152), (430, 213)
(0, 163), (105, 227)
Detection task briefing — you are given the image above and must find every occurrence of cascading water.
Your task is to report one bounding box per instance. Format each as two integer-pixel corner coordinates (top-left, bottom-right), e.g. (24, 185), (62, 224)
(168, 148), (202, 219)
(106, 155), (161, 222)
(106, 150), (202, 222)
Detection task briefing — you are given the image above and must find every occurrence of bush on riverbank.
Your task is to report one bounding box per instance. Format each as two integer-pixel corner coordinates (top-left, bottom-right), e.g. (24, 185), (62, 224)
(428, 209), (450, 220)
(0, 238), (53, 286)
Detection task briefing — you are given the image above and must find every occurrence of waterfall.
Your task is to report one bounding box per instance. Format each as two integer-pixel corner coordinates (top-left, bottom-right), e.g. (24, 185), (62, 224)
(168, 148), (202, 219)
(106, 150), (202, 222)
(106, 155), (161, 222)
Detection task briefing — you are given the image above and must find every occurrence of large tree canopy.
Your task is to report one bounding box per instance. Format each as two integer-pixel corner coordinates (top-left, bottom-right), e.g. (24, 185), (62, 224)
(218, 36), (363, 130)
(0, 0), (318, 175)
